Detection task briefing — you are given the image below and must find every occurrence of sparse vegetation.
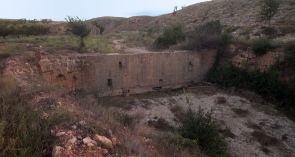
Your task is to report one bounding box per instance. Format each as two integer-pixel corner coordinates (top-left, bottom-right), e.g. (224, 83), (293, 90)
(122, 31), (159, 48)
(153, 25), (185, 49)
(0, 76), (54, 157)
(66, 16), (91, 51)
(154, 107), (227, 157)
(154, 132), (203, 157)
(0, 23), (49, 38)
(179, 108), (227, 157)
(251, 37), (273, 55)
(207, 64), (295, 111)
(0, 35), (116, 53)
(185, 21), (230, 51)
(284, 42), (295, 65)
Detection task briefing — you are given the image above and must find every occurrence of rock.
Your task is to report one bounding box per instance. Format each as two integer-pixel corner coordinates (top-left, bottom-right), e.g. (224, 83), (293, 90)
(111, 137), (121, 146)
(71, 125), (77, 129)
(79, 120), (86, 126)
(77, 135), (82, 140)
(67, 137), (77, 146)
(52, 146), (64, 157)
(83, 137), (97, 147)
(101, 148), (109, 155)
(56, 132), (66, 137)
(94, 134), (113, 149)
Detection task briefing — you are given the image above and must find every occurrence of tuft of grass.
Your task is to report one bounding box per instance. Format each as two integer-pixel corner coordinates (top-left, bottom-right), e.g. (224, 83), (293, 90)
(154, 132), (204, 157)
(85, 35), (117, 53)
(0, 76), (55, 157)
(0, 75), (76, 157)
(179, 108), (227, 157)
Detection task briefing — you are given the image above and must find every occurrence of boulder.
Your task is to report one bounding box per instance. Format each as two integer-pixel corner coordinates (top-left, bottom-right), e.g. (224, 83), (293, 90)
(52, 146), (64, 157)
(94, 134), (113, 149)
(83, 137), (97, 147)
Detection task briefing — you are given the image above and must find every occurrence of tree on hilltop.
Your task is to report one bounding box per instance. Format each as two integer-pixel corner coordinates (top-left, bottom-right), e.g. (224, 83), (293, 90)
(260, 0), (280, 26)
(66, 16), (91, 51)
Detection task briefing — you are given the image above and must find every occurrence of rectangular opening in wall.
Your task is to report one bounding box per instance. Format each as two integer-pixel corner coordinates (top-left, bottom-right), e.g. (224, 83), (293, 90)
(107, 79), (113, 87)
(188, 62), (193, 72)
(152, 86), (162, 91)
(119, 61), (123, 69)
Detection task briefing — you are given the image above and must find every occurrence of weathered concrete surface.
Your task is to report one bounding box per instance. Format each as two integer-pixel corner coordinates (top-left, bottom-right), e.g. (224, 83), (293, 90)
(39, 50), (216, 96)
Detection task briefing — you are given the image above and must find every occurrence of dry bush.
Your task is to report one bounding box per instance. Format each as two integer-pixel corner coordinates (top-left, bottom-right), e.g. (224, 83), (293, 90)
(184, 21), (231, 51)
(153, 25), (185, 49)
(0, 76), (55, 157)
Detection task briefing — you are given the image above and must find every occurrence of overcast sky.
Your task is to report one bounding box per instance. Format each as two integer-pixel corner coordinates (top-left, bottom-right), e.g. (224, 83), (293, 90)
(0, 0), (210, 21)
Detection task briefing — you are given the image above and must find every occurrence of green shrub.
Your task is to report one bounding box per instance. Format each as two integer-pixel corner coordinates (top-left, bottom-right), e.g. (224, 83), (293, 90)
(285, 42), (295, 65)
(219, 33), (232, 51)
(0, 24), (13, 38)
(153, 25), (185, 49)
(251, 37), (273, 55)
(66, 16), (91, 50)
(0, 23), (49, 38)
(207, 64), (295, 110)
(179, 108), (227, 157)
(92, 21), (105, 35)
(185, 21), (230, 51)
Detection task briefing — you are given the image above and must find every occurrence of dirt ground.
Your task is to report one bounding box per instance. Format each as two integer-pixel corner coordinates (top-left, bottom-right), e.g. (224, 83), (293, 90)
(114, 86), (295, 157)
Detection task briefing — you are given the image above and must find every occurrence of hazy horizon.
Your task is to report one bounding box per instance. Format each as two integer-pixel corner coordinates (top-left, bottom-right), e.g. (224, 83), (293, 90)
(0, 0), (210, 21)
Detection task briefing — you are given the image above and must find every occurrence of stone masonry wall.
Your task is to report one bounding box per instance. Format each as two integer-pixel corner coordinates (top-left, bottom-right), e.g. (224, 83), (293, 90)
(39, 50), (216, 97)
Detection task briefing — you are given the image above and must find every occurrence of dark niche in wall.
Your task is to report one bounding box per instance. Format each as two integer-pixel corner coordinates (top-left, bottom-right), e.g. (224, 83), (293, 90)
(57, 74), (66, 80)
(73, 75), (77, 81)
(119, 61), (123, 69)
(188, 62), (193, 72)
(107, 79), (113, 87)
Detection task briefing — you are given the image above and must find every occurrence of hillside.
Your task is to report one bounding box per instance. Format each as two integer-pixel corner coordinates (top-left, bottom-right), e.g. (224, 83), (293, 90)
(91, 0), (295, 35)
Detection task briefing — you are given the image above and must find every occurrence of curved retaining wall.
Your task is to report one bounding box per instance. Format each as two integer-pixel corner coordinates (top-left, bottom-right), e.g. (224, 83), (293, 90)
(39, 50), (216, 96)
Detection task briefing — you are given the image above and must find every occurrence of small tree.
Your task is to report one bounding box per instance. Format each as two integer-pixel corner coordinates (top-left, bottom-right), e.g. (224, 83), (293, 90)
(173, 6), (178, 16)
(98, 25), (105, 35)
(66, 16), (90, 50)
(0, 25), (12, 38)
(92, 21), (105, 35)
(260, 0), (279, 26)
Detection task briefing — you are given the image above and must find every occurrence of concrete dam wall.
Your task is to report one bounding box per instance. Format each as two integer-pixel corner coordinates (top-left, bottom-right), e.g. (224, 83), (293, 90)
(39, 50), (216, 96)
